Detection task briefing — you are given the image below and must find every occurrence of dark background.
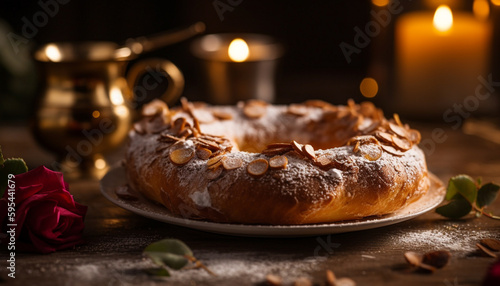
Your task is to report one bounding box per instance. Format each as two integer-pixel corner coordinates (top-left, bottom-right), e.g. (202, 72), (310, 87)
(0, 0), (375, 121)
(0, 0), (494, 121)
(1, 0), (372, 69)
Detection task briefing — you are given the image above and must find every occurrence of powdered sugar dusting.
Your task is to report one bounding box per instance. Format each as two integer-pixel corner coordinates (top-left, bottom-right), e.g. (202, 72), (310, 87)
(391, 227), (497, 253)
(65, 253), (320, 285)
(163, 251), (321, 284)
(190, 188), (212, 208)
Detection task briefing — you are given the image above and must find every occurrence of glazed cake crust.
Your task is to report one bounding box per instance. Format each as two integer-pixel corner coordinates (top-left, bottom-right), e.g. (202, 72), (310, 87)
(125, 99), (429, 225)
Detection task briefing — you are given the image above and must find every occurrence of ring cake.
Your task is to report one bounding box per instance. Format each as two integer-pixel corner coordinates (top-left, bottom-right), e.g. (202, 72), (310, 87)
(125, 99), (429, 224)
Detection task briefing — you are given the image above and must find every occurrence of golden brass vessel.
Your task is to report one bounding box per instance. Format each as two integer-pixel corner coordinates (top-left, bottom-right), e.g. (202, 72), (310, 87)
(32, 23), (204, 178)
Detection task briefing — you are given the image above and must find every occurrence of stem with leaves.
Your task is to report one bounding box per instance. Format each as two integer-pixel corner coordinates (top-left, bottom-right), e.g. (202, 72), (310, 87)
(473, 204), (500, 220)
(436, 175), (500, 220)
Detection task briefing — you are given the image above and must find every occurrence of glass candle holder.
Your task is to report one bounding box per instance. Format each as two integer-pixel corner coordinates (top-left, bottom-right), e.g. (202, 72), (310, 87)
(191, 33), (282, 104)
(366, 0), (497, 118)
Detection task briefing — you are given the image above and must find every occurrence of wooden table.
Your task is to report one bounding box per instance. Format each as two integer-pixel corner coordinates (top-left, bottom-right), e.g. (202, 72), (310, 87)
(1, 123), (499, 286)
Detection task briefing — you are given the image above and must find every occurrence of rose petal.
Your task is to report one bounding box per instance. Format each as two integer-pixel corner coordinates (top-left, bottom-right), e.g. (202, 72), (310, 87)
(25, 201), (59, 238)
(52, 219), (85, 243)
(0, 165), (87, 253)
(52, 215), (70, 236)
(16, 190), (81, 219)
(24, 211), (86, 254)
(51, 208), (78, 238)
(11, 195), (57, 236)
(24, 166), (66, 193)
(27, 229), (57, 254)
(34, 208), (85, 244)
(5, 166), (65, 201)
(3, 184), (43, 204)
(0, 184), (43, 226)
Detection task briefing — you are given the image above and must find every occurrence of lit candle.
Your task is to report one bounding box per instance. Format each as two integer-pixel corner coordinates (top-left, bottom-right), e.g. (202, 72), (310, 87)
(395, 5), (491, 116)
(191, 34), (282, 104)
(228, 38), (250, 62)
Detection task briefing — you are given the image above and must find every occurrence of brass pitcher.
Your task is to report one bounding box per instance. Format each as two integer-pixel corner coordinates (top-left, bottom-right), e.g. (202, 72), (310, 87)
(32, 23), (204, 178)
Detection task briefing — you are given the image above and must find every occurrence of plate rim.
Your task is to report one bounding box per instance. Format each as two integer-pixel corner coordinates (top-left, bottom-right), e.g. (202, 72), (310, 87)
(100, 166), (445, 237)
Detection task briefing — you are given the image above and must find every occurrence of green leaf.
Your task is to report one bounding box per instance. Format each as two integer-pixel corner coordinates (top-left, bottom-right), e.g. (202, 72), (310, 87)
(4, 158), (28, 175)
(0, 158), (28, 197)
(144, 239), (193, 258)
(436, 193), (473, 219)
(446, 175), (477, 203)
(0, 146), (4, 166)
(477, 183), (500, 208)
(145, 252), (190, 270)
(146, 267), (170, 277)
(143, 239), (193, 270)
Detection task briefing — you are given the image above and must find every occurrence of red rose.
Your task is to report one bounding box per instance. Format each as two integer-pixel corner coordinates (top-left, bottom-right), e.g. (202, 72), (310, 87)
(0, 166), (87, 253)
(483, 258), (500, 286)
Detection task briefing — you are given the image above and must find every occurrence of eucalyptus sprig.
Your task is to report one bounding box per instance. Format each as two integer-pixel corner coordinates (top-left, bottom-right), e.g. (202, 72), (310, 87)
(143, 239), (216, 277)
(436, 175), (500, 220)
(0, 146), (28, 197)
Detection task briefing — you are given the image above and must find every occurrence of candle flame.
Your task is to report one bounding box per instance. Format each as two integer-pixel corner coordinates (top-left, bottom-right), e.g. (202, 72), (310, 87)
(228, 38), (249, 62)
(473, 0), (490, 20)
(110, 87), (124, 105)
(433, 5), (453, 33)
(45, 44), (62, 62)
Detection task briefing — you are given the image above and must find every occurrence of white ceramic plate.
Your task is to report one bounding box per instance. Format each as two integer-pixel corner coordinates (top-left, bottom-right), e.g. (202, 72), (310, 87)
(100, 166), (445, 237)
